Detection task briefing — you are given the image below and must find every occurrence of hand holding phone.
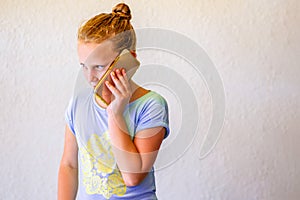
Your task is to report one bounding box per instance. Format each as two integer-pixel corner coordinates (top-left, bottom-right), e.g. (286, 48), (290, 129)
(94, 49), (140, 106)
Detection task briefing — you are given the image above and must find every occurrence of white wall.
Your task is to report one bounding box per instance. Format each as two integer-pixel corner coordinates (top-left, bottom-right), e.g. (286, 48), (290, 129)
(1, 0), (299, 199)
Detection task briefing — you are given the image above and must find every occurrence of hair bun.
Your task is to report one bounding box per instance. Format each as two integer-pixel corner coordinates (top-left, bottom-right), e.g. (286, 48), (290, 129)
(112, 3), (131, 20)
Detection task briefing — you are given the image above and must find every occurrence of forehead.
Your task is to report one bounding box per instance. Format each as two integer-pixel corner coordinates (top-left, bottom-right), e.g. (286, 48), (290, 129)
(77, 40), (117, 65)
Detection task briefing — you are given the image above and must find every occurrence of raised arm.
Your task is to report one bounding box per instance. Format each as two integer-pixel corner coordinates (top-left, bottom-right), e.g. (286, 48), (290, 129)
(108, 113), (165, 186)
(105, 68), (168, 186)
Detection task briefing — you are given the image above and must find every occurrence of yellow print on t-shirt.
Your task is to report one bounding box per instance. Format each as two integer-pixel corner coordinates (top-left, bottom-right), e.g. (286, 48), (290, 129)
(79, 132), (126, 199)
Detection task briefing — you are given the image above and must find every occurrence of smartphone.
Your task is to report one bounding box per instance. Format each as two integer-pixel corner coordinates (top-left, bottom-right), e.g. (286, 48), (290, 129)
(94, 49), (140, 105)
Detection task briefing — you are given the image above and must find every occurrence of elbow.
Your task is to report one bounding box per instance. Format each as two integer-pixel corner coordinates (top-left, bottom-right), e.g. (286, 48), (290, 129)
(124, 177), (141, 187)
(122, 173), (148, 187)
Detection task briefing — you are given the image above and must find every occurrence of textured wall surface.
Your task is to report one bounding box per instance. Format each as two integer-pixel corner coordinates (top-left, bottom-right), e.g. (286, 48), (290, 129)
(1, 0), (299, 199)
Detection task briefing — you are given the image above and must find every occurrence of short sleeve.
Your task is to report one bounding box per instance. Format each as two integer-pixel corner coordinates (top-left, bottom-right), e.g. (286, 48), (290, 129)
(135, 94), (170, 139)
(65, 98), (76, 135)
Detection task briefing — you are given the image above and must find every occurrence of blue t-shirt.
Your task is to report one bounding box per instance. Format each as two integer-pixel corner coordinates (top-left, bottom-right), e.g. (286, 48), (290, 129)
(65, 88), (170, 200)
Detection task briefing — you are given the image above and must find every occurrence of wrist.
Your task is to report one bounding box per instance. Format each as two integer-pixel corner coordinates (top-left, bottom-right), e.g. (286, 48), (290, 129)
(107, 108), (130, 139)
(107, 107), (124, 119)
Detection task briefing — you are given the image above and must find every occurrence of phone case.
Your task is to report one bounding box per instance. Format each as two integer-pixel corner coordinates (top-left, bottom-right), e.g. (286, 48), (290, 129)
(94, 49), (140, 106)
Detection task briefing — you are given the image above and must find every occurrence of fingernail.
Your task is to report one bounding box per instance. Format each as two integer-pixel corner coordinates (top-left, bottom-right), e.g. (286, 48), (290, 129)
(111, 72), (115, 76)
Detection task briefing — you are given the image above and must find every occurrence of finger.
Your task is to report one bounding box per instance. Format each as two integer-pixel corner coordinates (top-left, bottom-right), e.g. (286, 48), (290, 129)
(115, 68), (130, 91)
(105, 80), (121, 97)
(115, 68), (128, 85)
(111, 71), (126, 93)
(122, 68), (132, 94)
(122, 68), (128, 79)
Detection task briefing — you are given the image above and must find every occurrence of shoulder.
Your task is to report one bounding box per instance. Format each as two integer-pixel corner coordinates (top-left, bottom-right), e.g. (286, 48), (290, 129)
(144, 91), (168, 110)
(131, 90), (170, 139)
(130, 88), (169, 121)
(130, 88), (168, 109)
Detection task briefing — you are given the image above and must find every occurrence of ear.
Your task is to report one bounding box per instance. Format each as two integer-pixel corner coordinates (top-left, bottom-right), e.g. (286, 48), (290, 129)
(130, 50), (137, 58)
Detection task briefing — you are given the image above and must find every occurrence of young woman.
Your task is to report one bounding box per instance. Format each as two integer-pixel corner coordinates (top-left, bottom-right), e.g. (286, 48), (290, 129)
(58, 3), (170, 200)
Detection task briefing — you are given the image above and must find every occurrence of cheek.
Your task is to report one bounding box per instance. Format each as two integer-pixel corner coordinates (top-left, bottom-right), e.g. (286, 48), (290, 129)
(82, 69), (104, 80)
(82, 71), (89, 81)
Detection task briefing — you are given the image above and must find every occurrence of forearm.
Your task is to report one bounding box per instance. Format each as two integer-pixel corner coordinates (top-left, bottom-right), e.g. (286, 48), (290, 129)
(58, 165), (78, 200)
(108, 113), (155, 186)
(108, 113), (143, 172)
